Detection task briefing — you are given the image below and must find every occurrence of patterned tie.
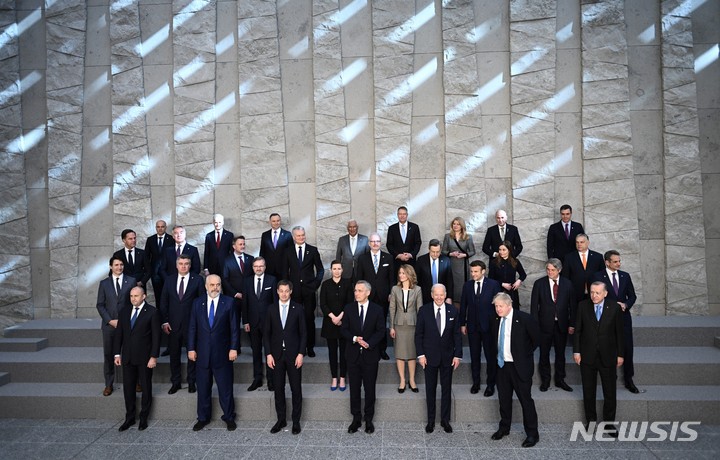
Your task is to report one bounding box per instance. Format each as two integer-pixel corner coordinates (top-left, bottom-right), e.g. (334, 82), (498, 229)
(130, 307), (140, 329)
(373, 253), (379, 273)
(115, 277), (121, 296)
(216, 231), (220, 249)
(436, 307), (442, 334)
(209, 299), (215, 327)
(500, 226), (505, 241)
(497, 317), (506, 368)
(297, 246), (303, 266)
(127, 250), (134, 269)
(281, 304), (288, 328)
(178, 276), (185, 300)
(238, 255), (244, 273)
(612, 272), (619, 296)
(432, 259), (438, 285)
(565, 223), (570, 240)
(595, 304), (602, 321)
(581, 252), (587, 270)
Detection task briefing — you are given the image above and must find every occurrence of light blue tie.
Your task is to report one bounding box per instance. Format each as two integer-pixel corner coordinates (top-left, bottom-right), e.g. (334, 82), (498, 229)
(373, 253), (379, 273)
(595, 304), (602, 321)
(281, 304), (288, 328)
(432, 259), (438, 284)
(497, 317), (506, 368)
(401, 224), (406, 242)
(130, 307), (139, 329)
(209, 299), (215, 327)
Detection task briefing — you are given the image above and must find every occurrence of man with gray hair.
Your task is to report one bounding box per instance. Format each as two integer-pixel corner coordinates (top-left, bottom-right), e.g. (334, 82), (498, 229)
(335, 219), (369, 281)
(203, 213), (234, 276)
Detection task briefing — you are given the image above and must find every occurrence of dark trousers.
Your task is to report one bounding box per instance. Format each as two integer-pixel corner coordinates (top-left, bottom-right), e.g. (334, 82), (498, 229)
(101, 327), (117, 387)
(468, 329), (497, 387)
(273, 351), (303, 423)
(168, 325), (196, 386)
(622, 313), (634, 383)
(347, 355), (378, 422)
(327, 338), (347, 378)
(423, 364), (453, 423)
(249, 325), (272, 383)
(538, 321), (567, 384)
(196, 363), (235, 422)
(122, 363), (153, 422)
(580, 353), (617, 423)
(497, 362), (539, 438)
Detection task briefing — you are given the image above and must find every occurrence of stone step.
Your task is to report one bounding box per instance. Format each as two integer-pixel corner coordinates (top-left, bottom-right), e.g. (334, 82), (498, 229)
(0, 338), (48, 352)
(2, 346), (718, 386)
(0, 371), (9, 387)
(0, 382), (717, 424)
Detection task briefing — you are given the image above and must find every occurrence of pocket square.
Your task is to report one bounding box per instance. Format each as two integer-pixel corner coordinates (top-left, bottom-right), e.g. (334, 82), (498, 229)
(263, 287), (271, 291)
(382, 263), (389, 267)
(448, 317), (455, 321)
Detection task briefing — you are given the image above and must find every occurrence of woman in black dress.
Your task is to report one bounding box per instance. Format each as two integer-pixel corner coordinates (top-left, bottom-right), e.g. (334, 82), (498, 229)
(319, 260), (353, 391)
(488, 241), (527, 309)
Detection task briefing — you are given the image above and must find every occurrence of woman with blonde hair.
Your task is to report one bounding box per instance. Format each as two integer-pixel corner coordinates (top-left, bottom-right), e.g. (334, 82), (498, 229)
(442, 216), (476, 304)
(389, 264), (423, 393)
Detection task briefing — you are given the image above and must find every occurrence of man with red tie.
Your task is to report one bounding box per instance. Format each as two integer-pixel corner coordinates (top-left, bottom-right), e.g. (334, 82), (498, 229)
(546, 204), (585, 262)
(204, 214), (234, 276)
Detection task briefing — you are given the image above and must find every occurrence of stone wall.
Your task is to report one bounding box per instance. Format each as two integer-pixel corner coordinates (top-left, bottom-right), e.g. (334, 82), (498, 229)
(0, 0), (718, 328)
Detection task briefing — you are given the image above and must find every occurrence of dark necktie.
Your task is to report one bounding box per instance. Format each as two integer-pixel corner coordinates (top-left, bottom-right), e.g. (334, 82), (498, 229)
(216, 231), (220, 249)
(475, 281), (481, 296)
(209, 299), (215, 327)
(158, 235), (163, 249)
(256, 277), (262, 298)
(553, 279), (559, 304)
(176, 245), (181, 257)
(359, 304), (365, 329)
(565, 223), (570, 239)
(612, 272), (619, 296)
(178, 276), (185, 300)
(297, 246), (303, 266)
(127, 250), (134, 269)
(115, 277), (121, 296)
(130, 307), (140, 329)
(436, 307), (442, 334)
(238, 255), (244, 273)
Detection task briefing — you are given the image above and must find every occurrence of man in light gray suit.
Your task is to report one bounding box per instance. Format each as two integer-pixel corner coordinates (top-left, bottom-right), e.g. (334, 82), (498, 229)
(335, 219), (369, 281)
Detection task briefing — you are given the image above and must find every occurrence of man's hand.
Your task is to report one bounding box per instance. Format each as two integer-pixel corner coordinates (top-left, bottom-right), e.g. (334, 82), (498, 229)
(267, 354), (275, 369)
(452, 357), (461, 370)
(244, 324), (250, 332)
(418, 356), (427, 369)
(108, 319), (118, 328)
(617, 357), (624, 367)
(619, 302), (627, 312)
(162, 323), (172, 334)
(147, 357), (157, 369)
(389, 328), (396, 339)
(295, 354), (303, 368)
(460, 326), (467, 336)
(114, 356), (121, 366)
(188, 351), (197, 361)
(568, 327), (575, 335)
(229, 350), (237, 361)
(235, 293), (242, 299)
(573, 353), (581, 365)
(357, 338), (369, 349)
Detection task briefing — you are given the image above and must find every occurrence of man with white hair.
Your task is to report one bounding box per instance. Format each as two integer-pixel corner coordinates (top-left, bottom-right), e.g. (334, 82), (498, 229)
(204, 213), (234, 276)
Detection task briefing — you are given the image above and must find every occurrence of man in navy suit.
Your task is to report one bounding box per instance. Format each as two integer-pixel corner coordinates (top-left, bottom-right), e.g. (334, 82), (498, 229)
(242, 257), (277, 391)
(335, 219), (370, 281)
(160, 225), (201, 278)
(490, 292), (541, 448)
(144, 220), (174, 303)
(460, 260), (501, 396)
(113, 287), (160, 431)
(386, 206), (422, 269)
(222, 235), (254, 337)
(113, 229), (151, 289)
(187, 275), (239, 431)
(416, 284), (462, 434)
(259, 213), (293, 278)
(96, 256), (135, 396)
(203, 213), (234, 276)
(531, 258), (576, 392)
(546, 204), (584, 261)
(416, 239), (455, 304)
(264, 280), (307, 435)
(563, 233), (604, 307)
(281, 226), (324, 357)
(482, 209), (523, 261)
(341, 281), (386, 434)
(592, 250), (639, 393)
(160, 255), (205, 394)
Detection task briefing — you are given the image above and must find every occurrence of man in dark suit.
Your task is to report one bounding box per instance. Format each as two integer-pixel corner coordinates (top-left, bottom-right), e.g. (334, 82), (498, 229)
(264, 280), (307, 435)
(222, 235), (254, 337)
(562, 233), (604, 307)
(259, 213), (293, 278)
(482, 209), (523, 261)
(96, 256), (135, 396)
(242, 256), (277, 391)
(546, 204), (584, 261)
(335, 219), (370, 281)
(203, 213), (234, 276)
(144, 220), (174, 304)
(592, 250), (639, 393)
(573, 281), (624, 435)
(460, 260), (502, 396)
(416, 239), (454, 304)
(281, 226), (324, 357)
(530, 258), (576, 392)
(415, 284), (462, 433)
(386, 206), (422, 269)
(490, 292), (541, 448)
(187, 275), (239, 431)
(160, 255), (205, 394)
(113, 287), (160, 431)
(113, 229), (151, 289)
(355, 232), (394, 360)
(341, 281), (386, 434)
(160, 225), (201, 278)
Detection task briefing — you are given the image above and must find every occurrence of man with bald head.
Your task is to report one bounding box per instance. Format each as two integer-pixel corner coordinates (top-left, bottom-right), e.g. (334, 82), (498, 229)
(336, 219), (369, 281)
(482, 210), (523, 262)
(145, 220), (174, 303)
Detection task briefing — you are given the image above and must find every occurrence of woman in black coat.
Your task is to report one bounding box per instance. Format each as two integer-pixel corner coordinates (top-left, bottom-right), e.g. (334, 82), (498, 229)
(488, 241), (527, 309)
(319, 260), (353, 391)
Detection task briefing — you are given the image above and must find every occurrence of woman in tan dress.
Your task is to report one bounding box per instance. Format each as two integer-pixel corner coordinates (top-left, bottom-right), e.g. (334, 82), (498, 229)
(389, 264), (423, 393)
(442, 216), (475, 306)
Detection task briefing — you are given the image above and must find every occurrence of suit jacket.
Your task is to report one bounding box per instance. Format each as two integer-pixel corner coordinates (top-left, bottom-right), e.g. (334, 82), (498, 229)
(414, 302), (462, 367)
(188, 294), (239, 369)
(491, 309), (540, 382)
(530, 276), (576, 331)
(335, 234), (370, 280)
(573, 298), (624, 368)
(113, 302), (161, 366)
(204, 229), (235, 276)
(241, 274), (277, 329)
(563, 250), (605, 301)
(389, 285), (423, 327)
(415, 254), (455, 304)
(341, 301), (386, 363)
(482, 223), (523, 259)
(263, 300), (307, 360)
(355, 251), (395, 307)
(159, 243), (202, 279)
(546, 220), (584, 261)
(459, 277), (502, 333)
(386, 221), (422, 263)
(112, 247), (151, 286)
(281, 243), (325, 301)
(591, 270), (637, 311)
(159, 273), (206, 330)
(222, 252), (255, 298)
(259, 227), (293, 277)
(144, 233), (175, 281)
(96, 275), (136, 329)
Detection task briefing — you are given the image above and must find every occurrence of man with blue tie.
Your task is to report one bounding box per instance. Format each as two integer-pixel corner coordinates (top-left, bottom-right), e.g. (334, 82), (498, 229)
(264, 280), (307, 435)
(415, 284), (462, 434)
(416, 239), (454, 305)
(187, 274), (239, 431)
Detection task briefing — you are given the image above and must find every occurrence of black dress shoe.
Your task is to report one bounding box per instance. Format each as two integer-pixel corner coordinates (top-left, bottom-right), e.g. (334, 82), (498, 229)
(292, 423), (301, 435)
(118, 419), (135, 432)
(307, 349), (316, 357)
(380, 351), (390, 360)
(440, 421), (453, 433)
(267, 383), (274, 392)
(270, 420), (287, 433)
(625, 381), (640, 393)
(247, 380), (262, 392)
(522, 436), (538, 447)
(556, 380), (573, 392)
(539, 383), (549, 392)
(226, 420), (237, 431)
(193, 420), (209, 431)
(470, 383), (480, 394)
(168, 384), (181, 394)
(188, 383), (196, 393)
(365, 421), (375, 433)
(491, 429), (509, 440)
(138, 420), (148, 431)
(484, 386), (495, 397)
(397, 385), (405, 394)
(348, 420), (361, 433)
(410, 385), (419, 393)
(425, 423), (434, 433)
